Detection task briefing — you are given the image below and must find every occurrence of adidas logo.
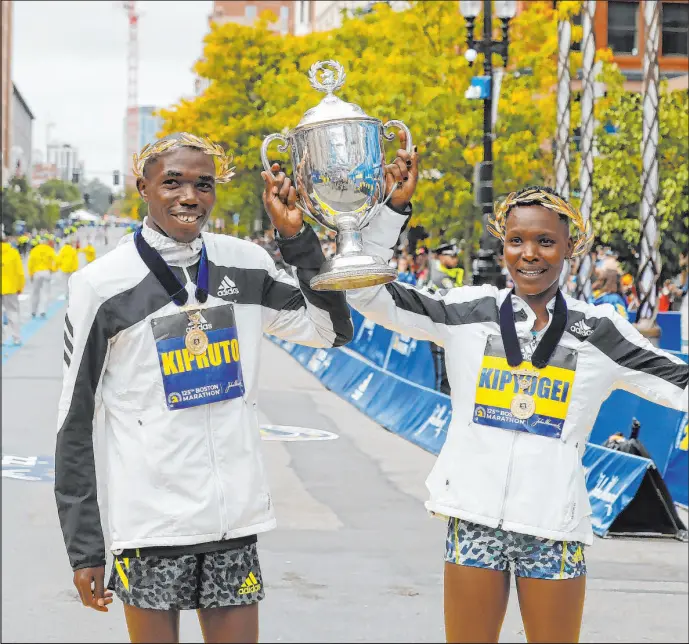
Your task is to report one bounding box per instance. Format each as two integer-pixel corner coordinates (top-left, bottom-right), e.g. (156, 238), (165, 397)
(569, 319), (593, 337)
(237, 571), (261, 595)
(217, 275), (239, 297)
(186, 312), (212, 332)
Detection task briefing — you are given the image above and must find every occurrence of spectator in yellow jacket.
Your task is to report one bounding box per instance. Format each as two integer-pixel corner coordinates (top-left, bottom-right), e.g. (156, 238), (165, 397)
(56, 241), (79, 300)
(80, 243), (96, 264)
(28, 238), (58, 318)
(2, 231), (26, 346)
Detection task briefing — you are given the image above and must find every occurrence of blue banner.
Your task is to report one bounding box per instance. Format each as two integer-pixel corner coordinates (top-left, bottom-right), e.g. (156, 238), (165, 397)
(589, 390), (686, 477)
(657, 311), (682, 352)
(664, 414), (688, 508)
(582, 444), (652, 537)
(348, 308), (436, 389)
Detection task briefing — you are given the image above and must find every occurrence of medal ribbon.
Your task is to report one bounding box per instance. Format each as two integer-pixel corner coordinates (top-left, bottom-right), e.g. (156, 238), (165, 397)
(499, 289), (568, 369)
(134, 227), (209, 306)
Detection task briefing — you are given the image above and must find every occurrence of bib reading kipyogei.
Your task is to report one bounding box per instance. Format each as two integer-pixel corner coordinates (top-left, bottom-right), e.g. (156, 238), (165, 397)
(151, 303), (245, 411)
(473, 335), (577, 439)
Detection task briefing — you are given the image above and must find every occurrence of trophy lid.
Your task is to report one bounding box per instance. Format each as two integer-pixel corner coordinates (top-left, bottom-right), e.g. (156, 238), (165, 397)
(296, 60), (375, 129)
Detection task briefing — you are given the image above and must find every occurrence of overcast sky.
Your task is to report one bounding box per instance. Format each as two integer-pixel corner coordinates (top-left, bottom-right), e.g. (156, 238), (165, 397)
(12, 0), (214, 189)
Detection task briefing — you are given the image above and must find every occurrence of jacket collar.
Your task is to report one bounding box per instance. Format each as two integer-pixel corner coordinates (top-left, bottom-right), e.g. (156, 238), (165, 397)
(498, 288), (559, 335)
(120, 217), (204, 267)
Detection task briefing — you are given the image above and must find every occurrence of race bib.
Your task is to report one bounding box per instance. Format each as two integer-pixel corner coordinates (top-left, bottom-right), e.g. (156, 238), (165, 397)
(151, 304), (245, 411)
(472, 335), (578, 439)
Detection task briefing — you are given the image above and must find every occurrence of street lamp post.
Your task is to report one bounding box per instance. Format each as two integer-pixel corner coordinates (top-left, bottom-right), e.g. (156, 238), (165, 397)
(459, 0), (517, 286)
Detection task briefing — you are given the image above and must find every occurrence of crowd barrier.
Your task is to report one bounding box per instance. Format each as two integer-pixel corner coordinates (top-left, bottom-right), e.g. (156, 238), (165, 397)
(628, 311), (683, 353)
(269, 298), (689, 534)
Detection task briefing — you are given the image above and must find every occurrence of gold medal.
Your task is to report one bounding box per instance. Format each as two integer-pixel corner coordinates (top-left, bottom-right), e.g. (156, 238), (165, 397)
(510, 368), (539, 420)
(185, 328), (208, 355)
(183, 309), (209, 355)
(511, 393), (536, 419)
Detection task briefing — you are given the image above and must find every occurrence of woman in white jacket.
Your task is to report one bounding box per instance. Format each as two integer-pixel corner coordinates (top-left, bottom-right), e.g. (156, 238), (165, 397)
(348, 147), (688, 642)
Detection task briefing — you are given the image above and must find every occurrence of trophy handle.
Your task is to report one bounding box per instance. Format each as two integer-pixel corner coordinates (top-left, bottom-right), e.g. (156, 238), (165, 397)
(261, 133), (290, 180)
(382, 120), (413, 154)
(379, 120), (413, 211)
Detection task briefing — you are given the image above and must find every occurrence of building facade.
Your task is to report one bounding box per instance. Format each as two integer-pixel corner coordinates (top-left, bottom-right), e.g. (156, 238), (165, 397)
(31, 163), (58, 188)
(514, 0), (688, 91)
(313, 0), (410, 32)
(10, 84), (34, 178)
(47, 143), (80, 184)
(210, 1), (315, 34)
(593, 0), (688, 90)
(123, 105), (164, 189)
(2, 0), (13, 185)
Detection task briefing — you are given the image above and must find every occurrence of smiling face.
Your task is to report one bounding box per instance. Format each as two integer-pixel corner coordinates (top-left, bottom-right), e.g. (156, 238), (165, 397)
(137, 146), (216, 243)
(503, 205), (573, 298)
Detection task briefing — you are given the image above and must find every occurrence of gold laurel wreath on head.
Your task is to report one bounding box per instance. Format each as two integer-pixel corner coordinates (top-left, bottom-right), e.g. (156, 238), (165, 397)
(132, 133), (236, 183)
(488, 188), (594, 258)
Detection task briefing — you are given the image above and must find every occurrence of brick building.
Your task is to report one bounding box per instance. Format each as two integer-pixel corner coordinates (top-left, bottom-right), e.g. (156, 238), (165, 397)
(210, 1), (315, 35)
(2, 0), (13, 185)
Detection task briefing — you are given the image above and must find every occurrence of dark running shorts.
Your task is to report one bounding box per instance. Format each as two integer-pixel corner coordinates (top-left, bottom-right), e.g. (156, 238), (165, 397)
(107, 542), (264, 610)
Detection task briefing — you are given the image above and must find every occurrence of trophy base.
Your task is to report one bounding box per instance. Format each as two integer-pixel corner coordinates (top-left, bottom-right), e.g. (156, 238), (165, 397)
(310, 254), (398, 291)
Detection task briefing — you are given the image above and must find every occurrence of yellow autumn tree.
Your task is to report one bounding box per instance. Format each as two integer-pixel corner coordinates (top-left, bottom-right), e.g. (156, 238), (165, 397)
(158, 2), (586, 250)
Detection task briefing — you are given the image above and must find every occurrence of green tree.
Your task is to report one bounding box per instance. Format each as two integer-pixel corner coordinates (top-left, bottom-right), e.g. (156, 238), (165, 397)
(588, 79), (688, 281)
(1, 176), (62, 231)
(81, 177), (113, 216)
(38, 179), (81, 203)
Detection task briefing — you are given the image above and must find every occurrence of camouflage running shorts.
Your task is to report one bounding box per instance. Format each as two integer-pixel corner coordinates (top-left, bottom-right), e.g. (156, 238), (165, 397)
(107, 541), (265, 610)
(444, 517), (586, 580)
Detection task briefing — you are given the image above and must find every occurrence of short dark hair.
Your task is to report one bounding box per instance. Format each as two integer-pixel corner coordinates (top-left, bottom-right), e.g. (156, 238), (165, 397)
(506, 185), (570, 225)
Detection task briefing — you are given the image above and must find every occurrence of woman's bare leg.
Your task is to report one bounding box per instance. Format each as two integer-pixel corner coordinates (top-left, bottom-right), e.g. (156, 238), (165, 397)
(444, 562), (511, 643)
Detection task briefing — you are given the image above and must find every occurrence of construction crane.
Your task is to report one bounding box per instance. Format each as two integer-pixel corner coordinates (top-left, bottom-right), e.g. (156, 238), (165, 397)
(122, 1), (139, 189)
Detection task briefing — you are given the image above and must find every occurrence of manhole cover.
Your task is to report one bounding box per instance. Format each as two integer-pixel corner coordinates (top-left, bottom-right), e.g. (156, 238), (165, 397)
(260, 425), (339, 442)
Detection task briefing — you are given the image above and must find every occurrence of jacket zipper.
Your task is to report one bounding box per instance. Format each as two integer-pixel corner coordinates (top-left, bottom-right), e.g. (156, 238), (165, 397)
(497, 432), (517, 528)
(206, 403), (229, 537)
(182, 265), (229, 538)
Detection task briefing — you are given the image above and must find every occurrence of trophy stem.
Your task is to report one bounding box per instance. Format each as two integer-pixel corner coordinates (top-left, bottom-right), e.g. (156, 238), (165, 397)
(335, 217), (364, 257)
(310, 215), (397, 292)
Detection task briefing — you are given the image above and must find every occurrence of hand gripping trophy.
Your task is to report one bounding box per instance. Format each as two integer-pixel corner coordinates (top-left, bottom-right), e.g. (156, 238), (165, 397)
(261, 60), (413, 291)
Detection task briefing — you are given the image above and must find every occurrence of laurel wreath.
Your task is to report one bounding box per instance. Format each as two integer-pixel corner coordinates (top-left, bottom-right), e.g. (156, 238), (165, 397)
(132, 133), (236, 183)
(488, 188), (594, 258)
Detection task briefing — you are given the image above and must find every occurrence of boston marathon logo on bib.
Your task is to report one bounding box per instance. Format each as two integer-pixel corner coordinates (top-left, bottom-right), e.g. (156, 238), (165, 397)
(473, 335), (577, 439)
(151, 304), (245, 411)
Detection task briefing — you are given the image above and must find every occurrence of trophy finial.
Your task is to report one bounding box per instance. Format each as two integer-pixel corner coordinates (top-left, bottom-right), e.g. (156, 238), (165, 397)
(308, 60), (346, 96)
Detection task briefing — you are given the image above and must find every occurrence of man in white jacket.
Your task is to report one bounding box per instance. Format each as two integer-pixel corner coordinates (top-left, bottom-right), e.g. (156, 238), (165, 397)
(54, 133), (353, 643)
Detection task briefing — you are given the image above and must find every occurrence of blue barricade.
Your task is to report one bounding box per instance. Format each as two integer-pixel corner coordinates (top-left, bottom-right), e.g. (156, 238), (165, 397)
(657, 311), (682, 352)
(664, 414), (688, 508)
(348, 308), (436, 389)
(582, 443), (652, 537)
(589, 391), (687, 477)
(269, 334), (675, 533)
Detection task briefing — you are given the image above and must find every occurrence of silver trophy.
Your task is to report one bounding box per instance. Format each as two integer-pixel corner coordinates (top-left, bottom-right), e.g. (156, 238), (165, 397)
(261, 60), (413, 291)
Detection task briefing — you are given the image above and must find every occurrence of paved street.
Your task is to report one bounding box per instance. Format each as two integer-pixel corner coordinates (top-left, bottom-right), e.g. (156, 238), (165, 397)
(2, 234), (687, 643)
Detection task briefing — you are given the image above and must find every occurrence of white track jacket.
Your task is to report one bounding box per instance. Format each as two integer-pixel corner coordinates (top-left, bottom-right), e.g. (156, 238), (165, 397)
(55, 222), (352, 571)
(349, 207), (688, 545)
